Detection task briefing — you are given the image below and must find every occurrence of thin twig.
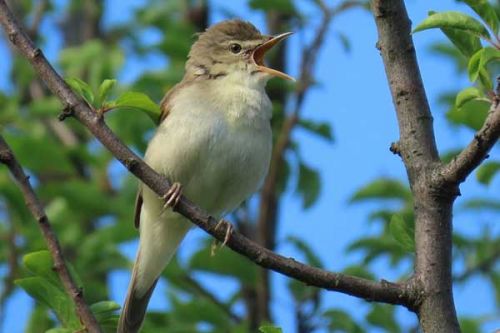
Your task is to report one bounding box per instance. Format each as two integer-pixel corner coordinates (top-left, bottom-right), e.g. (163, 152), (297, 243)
(440, 99), (500, 185)
(0, 0), (413, 310)
(0, 136), (102, 333)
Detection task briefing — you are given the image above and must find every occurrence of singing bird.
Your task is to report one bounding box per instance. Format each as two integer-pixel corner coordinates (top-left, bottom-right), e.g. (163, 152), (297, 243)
(118, 20), (293, 332)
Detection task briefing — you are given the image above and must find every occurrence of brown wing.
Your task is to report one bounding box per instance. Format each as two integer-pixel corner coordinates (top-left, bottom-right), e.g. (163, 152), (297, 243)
(134, 82), (188, 228)
(134, 188), (143, 229)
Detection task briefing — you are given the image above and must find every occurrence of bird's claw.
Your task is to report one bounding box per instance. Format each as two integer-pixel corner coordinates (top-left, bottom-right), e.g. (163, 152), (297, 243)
(210, 219), (233, 256)
(161, 182), (183, 212)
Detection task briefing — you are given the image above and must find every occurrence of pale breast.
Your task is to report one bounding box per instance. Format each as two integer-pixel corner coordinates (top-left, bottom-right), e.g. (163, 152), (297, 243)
(145, 79), (272, 216)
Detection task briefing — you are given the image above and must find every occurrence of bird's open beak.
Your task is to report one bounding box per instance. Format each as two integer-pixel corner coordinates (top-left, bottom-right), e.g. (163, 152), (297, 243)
(252, 32), (294, 81)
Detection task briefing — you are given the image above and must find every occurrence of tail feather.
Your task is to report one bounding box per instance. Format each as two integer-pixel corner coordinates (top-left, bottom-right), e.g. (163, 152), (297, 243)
(117, 268), (158, 333)
(118, 205), (191, 332)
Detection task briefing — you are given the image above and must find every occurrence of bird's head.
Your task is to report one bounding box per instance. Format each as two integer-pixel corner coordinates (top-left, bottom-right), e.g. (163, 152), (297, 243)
(186, 20), (293, 82)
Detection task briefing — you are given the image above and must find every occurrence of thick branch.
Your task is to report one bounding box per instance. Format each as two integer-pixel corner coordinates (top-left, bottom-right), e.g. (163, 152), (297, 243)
(0, 137), (102, 333)
(440, 100), (500, 184)
(372, 0), (460, 332)
(0, 0), (412, 309)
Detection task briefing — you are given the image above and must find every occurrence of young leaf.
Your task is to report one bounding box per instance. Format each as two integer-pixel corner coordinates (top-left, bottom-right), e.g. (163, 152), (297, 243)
(389, 214), (415, 252)
(112, 91), (161, 123)
(96, 79), (117, 107)
(66, 77), (95, 106)
(259, 326), (283, 333)
(413, 11), (491, 39)
(480, 47), (500, 70)
(467, 49), (484, 82)
(455, 87), (482, 109)
(286, 236), (324, 268)
(462, 0), (499, 34)
(350, 178), (411, 203)
(476, 161), (500, 185)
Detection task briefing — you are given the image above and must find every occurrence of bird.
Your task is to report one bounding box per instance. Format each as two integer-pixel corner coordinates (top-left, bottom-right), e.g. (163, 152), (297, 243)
(117, 19), (293, 332)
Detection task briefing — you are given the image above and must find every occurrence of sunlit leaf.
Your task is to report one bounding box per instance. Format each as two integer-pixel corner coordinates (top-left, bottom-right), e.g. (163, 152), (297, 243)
(111, 91), (161, 123)
(455, 87), (483, 109)
(462, 0), (499, 34)
(66, 77), (94, 106)
(323, 309), (364, 333)
(96, 79), (117, 107)
(413, 11), (490, 39)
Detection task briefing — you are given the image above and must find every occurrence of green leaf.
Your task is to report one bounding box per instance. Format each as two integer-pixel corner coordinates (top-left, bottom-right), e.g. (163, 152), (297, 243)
(91, 300), (121, 323)
(112, 91), (161, 123)
(96, 79), (117, 107)
(476, 161), (500, 185)
(389, 214), (415, 252)
(91, 300), (121, 314)
(66, 77), (94, 106)
(350, 178), (411, 203)
(366, 304), (400, 333)
(343, 265), (375, 280)
(455, 87), (483, 109)
(259, 325), (283, 333)
(440, 26), (482, 57)
(15, 277), (81, 330)
(462, 0), (499, 34)
(468, 48), (483, 82)
(413, 11), (491, 39)
(23, 251), (62, 289)
(462, 198), (500, 211)
(298, 119), (334, 142)
(297, 162), (321, 209)
(480, 47), (500, 70)
(447, 98), (490, 130)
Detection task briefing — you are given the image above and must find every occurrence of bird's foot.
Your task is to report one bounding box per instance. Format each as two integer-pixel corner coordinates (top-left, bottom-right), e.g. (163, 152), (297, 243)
(210, 219), (233, 256)
(161, 182), (183, 212)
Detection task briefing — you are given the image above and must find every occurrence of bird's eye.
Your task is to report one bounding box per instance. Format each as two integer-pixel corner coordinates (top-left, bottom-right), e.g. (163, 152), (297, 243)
(229, 43), (242, 54)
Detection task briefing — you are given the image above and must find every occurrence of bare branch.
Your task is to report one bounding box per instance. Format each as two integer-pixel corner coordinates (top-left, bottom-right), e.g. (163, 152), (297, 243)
(0, 0), (413, 310)
(0, 136), (102, 333)
(440, 99), (500, 185)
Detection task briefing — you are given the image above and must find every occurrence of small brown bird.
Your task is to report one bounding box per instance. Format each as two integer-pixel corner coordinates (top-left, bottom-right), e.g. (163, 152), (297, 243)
(118, 19), (292, 332)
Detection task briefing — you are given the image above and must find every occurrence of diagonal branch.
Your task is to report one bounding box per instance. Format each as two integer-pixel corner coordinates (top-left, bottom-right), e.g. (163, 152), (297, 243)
(0, 0), (413, 309)
(440, 98), (500, 185)
(0, 136), (102, 333)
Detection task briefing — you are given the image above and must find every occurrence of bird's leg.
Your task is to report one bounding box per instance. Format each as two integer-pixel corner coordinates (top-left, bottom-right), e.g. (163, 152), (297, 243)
(210, 219), (233, 255)
(161, 182), (183, 212)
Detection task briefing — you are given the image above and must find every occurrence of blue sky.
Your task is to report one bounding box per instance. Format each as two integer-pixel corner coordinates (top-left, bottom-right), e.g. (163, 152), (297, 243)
(1, 0), (499, 332)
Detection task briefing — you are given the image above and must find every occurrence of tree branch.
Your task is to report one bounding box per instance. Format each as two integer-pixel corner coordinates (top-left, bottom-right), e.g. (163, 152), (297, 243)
(0, 136), (102, 333)
(372, 0), (460, 331)
(440, 98), (500, 185)
(0, 0), (413, 310)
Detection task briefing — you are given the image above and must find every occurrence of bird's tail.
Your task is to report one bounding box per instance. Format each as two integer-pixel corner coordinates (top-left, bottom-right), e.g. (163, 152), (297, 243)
(118, 211), (191, 333)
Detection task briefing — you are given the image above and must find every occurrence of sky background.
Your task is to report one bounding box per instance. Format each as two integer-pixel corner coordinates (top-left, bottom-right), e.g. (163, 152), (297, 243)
(1, 0), (499, 332)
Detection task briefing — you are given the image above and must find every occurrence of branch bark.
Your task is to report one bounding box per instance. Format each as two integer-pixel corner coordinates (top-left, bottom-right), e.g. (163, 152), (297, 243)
(372, 0), (466, 332)
(0, 136), (102, 333)
(440, 99), (500, 185)
(0, 0), (413, 311)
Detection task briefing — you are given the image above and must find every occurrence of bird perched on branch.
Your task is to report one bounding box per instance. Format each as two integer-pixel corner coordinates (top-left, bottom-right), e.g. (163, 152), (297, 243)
(118, 19), (293, 333)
